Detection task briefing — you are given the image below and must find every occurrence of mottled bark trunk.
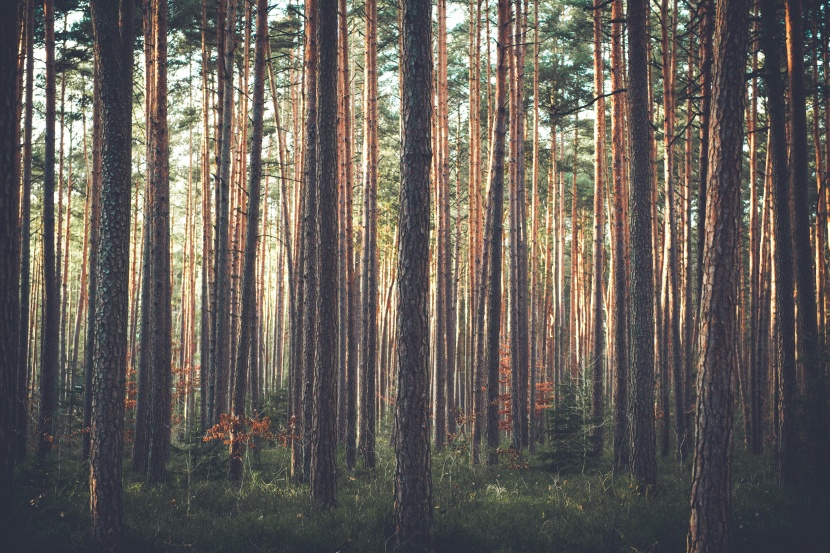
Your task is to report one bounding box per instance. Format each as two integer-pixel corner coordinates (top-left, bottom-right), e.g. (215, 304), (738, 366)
(88, 0), (134, 547)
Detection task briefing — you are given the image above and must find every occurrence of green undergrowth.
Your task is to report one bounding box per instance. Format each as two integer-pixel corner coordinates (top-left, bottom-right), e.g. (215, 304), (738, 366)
(10, 436), (827, 552)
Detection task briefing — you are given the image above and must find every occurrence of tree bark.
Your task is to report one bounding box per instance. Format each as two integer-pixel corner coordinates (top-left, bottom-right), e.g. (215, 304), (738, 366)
(0, 0), (21, 526)
(785, 0), (830, 493)
(17, 0), (34, 463)
(229, 0), (268, 482)
(760, 0), (799, 486)
(38, 0), (60, 460)
(147, 0), (172, 484)
(311, 0), (339, 508)
(394, 0), (434, 546)
(687, 0), (748, 548)
(590, 0), (606, 454)
(360, 0), (379, 470)
(610, 0), (629, 470)
(627, 0), (656, 489)
(88, 0), (134, 547)
(213, 0), (239, 424)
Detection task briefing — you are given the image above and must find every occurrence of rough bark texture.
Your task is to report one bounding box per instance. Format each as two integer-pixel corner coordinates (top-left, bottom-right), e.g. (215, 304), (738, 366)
(83, 71), (102, 462)
(89, 0), (134, 547)
(627, 0), (656, 489)
(695, 0), (713, 316)
(0, 0), (21, 526)
(311, 0), (338, 509)
(394, 0), (434, 546)
(687, 0), (747, 548)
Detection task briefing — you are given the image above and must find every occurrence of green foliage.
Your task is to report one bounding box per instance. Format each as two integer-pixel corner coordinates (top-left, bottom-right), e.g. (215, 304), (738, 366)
(11, 431), (828, 552)
(538, 379), (601, 473)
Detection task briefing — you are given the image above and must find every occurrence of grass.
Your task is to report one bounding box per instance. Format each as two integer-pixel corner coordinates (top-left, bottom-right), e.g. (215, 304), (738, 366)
(9, 434), (828, 552)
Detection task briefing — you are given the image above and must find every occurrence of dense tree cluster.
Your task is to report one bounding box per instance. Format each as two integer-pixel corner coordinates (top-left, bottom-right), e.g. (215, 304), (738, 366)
(1, 0), (829, 550)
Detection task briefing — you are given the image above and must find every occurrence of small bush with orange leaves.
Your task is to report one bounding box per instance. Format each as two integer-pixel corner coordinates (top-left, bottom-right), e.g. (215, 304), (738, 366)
(203, 412), (301, 451)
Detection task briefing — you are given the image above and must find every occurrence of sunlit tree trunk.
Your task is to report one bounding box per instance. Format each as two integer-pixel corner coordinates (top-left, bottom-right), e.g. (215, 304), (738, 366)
(610, 0), (629, 470)
(687, 0), (748, 547)
(590, 0), (606, 454)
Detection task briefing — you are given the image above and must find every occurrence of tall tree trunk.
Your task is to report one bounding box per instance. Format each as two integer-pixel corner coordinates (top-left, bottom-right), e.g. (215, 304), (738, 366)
(213, 0), (239, 424)
(299, 0), (319, 483)
(17, 0), (34, 462)
(394, 0), (434, 546)
(760, 0), (799, 486)
(311, 0), (338, 508)
(627, 0), (656, 490)
(610, 0), (629, 470)
(88, 0), (134, 547)
(687, 0), (748, 547)
(360, 0), (379, 469)
(199, 0), (212, 434)
(229, 0), (268, 482)
(508, 0), (529, 453)
(785, 0), (830, 493)
(528, 0), (540, 450)
(0, 0), (22, 525)
(38, 0), (59, 460)
(83, 72), (102, 462)
(147, 0), (172, 484)
(590, 0), (606, 454)
(695, 0), (714, 314)
(433, 0), (449, 453)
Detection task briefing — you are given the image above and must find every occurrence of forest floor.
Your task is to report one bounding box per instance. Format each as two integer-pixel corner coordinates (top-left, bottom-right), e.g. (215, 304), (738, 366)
(10, 430), (828, 552)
